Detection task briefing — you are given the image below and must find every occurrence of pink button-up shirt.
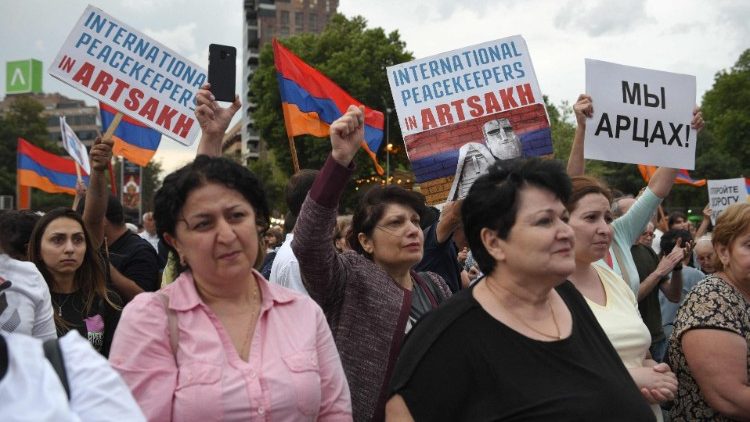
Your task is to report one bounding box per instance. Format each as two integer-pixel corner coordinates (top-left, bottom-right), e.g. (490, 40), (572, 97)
(109, 270), (351, 421)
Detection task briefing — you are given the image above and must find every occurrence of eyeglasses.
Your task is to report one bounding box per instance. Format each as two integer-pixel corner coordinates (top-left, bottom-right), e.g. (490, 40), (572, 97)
(641, 231), (655, 237)
(375, 219), (420, 237)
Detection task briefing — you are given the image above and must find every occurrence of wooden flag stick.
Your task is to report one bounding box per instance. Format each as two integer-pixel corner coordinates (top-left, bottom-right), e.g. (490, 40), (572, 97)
(103, 112), (123, 141)
(74, 162), (82, 182)
(287, 135), (300, 174)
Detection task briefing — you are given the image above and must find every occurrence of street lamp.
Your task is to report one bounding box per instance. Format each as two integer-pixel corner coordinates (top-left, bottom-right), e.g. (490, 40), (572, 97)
(385, 108), (392, 184)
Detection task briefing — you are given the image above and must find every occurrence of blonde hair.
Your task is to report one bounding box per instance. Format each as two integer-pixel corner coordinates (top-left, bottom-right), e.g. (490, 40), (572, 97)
(711, 203), (750, 272)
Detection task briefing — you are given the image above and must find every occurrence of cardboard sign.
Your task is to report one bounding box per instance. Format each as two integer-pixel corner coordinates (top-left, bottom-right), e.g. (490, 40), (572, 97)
(584, 59), (696, 169)
(49, 5), (206, 146)
(387, 35), (551, 204)
(707, 178), (748, 224)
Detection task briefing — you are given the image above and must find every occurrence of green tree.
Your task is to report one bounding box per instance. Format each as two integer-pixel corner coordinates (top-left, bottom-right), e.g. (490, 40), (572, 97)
(251, 14), (414, 195)
(0, 96), (75, 209)
(247, 149), (289, 215)
(700, 49), (750, 174)
(141, 160), (162, 212)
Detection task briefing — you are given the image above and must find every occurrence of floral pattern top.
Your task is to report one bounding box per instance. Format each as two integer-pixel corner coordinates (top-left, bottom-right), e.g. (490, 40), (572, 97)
(666, 275), (750, 421)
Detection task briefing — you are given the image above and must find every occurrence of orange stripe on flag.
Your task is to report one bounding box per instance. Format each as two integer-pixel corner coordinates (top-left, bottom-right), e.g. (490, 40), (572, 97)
(281, 103), (330, 138)
(17, 169), (77, 195)
(112, 136), (156, 167)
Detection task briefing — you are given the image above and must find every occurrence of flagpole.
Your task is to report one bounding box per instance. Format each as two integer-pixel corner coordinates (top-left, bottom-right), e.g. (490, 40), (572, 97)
(287, 135), (300, 174)
(74, 162), (82, 182)
(103, 112), (123, 141)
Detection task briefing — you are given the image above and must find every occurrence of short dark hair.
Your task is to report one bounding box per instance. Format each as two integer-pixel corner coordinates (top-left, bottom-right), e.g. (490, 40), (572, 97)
(106, 195), (125, 226)
(154, 155), (270, 256)
(286, 169), (319, 218)
(75, 194), (125, 226)
(0, 210), (41, 260)
(660, 229), (692, 256)
(668, 211), (687, 228)
(347, 185), (427, 257)
(462, 158), (571, 275)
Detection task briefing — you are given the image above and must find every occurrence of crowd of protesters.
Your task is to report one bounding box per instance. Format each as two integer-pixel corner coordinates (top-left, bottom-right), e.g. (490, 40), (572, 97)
(0, 83), (747, 422)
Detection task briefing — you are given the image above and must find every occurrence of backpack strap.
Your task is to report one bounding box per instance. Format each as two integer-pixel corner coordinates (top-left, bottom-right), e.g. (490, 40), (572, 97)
(157, 293), (179, 362)
(43, 338), (70, 400)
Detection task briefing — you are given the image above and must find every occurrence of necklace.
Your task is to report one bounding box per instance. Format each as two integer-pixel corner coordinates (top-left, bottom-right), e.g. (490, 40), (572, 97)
(52, 293), (73, 317)
(238, 283), (263, 361)
(489, 281), (561, 340)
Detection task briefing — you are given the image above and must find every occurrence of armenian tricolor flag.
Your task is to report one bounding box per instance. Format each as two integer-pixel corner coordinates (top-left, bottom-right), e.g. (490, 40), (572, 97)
(273, 39), (384, 174)
(17, 138), (89, 197)
(638, 165), (706, 187)
(100, 102), (161, 167)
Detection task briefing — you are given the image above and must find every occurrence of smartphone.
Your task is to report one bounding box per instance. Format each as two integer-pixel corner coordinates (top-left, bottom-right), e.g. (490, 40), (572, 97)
(208, 44), (236, 102)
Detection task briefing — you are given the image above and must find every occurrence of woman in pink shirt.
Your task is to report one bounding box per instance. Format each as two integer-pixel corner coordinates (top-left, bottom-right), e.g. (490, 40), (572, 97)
(109, 154), (351, 421)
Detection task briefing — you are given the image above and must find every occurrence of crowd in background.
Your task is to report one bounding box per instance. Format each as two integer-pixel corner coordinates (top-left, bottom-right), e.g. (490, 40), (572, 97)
(0, 86), (748, 422)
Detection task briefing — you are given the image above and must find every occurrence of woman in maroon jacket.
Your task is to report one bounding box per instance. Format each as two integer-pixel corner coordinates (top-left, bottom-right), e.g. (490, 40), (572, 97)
(292, 106), (451, 421)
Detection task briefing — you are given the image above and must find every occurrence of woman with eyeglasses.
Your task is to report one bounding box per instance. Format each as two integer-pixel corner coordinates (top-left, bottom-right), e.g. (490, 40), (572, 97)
(291, 106), (452, 421)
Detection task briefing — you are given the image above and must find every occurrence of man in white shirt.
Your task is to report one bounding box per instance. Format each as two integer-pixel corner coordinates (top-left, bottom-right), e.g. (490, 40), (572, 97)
(0, 330), (145, 421)
(269, 170), (318, 294)
(138, 211), (159, 251)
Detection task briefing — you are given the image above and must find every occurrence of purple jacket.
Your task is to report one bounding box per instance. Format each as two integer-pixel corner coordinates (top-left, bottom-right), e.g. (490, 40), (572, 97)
(292, 156), (451, 421)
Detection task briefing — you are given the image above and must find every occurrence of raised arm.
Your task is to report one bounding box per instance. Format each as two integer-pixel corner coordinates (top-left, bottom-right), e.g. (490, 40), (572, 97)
(567, 94), (593, 176)
(695, 204), (712, 239)
(82, 136), (113, 249)
(194, 83), (241, 157)
(292, 106), (364, 312)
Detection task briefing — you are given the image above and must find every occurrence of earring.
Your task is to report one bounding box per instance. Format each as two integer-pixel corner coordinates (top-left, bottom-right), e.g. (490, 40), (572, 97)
(179, 255), (187, 266)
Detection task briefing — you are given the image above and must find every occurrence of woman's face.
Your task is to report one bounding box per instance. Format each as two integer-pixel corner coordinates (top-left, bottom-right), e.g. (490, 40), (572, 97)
(169, 183), (260, 286)
(40, 217), (86, 280)
(568, 193), (613, 263)
(717, 228), (750, 285)
(492, 185), (575, 281)
(360, 203), (423, 272)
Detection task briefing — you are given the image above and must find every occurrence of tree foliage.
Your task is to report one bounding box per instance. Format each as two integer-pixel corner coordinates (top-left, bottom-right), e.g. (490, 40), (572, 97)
(250, 13), (414, 196)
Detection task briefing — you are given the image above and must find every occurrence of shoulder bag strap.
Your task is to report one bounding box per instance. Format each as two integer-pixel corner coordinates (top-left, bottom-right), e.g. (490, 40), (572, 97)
(43, 338), (71, 400)
(157, 293), (179, 363)
(610, 242), (633, 288)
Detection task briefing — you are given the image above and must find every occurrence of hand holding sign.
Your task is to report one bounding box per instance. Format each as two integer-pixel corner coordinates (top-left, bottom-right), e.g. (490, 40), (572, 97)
(574, 94), (594, 127)
(89, 136), (113, 172)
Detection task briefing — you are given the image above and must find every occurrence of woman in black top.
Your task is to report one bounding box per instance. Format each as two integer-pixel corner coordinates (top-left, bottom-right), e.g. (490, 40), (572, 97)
(28, 208), (121, 356)
(387, 158), (654, 421)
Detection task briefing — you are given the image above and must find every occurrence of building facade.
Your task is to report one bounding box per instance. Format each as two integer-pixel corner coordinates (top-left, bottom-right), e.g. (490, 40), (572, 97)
(0, 93), (99, 147)
(241, 0), (338, 160)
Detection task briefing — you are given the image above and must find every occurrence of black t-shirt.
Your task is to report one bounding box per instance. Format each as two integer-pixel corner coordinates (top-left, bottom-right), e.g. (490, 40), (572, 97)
(108, 230), (160, 294)
(631, 244), (665, 342)
(415, 224), (461, 293)
(51, 289), (121, 357)
(390, 281), (655, 422)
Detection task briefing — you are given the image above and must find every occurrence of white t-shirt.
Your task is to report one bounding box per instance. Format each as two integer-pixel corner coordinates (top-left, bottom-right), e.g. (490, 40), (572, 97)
(0, 253), (56, 340)
(269, 234), (308, 294)
(0, 330), (145, 421)
(586, 265), (662, 422)
(138, 231), (159, 251)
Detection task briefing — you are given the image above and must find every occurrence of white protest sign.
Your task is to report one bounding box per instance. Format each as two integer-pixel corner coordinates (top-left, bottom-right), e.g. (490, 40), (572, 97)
(585, 59), (696, 169)
(387, 35), (544, 137)
(386, 35), (551, 204)
(49, 5), (206, 146)
(707, 178), (748, 224)
(60, 116), (91, 175)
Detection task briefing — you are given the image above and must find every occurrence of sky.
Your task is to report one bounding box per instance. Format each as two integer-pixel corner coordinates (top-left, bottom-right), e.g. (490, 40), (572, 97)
(1, 0), (747, 175)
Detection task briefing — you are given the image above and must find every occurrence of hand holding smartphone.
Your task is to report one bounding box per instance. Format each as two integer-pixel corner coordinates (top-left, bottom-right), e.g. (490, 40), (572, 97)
(208, 44), (236, 102)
